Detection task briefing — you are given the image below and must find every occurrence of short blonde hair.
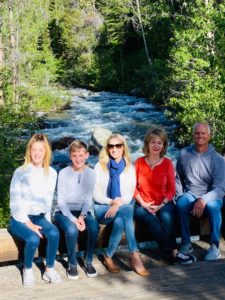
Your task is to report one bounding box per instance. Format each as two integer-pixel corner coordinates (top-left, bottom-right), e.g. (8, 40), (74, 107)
(69, 140), (88, 153)
(143, 126), (168, 157)
(24, 133), (52, 174)
(99, 133), (131, 171)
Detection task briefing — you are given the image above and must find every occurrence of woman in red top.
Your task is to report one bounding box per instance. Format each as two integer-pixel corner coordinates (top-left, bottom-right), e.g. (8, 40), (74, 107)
(134, 126), (196, 264)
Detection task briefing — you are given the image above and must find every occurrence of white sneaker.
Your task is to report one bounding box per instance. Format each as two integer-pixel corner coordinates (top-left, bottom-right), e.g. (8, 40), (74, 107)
(175, 252), (197, 265)
(43, 269), (62, 283)
(204, 244), (221, 261)
(86, 263), (98, 278)
(23, 268), (35, 287)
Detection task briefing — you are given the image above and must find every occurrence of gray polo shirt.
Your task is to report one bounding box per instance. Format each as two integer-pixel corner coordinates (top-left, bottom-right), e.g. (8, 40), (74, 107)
(176, 144), (225, 203)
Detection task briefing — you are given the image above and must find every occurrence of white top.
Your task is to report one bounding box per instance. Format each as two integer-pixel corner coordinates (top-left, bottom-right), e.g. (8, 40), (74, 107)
(10, 163), (57, 223)
(55, 165), (96, 222)
(93, 162), (136, 205)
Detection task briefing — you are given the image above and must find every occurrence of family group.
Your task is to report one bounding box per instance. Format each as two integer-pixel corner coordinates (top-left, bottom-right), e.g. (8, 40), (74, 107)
(9, 122), (225, 287)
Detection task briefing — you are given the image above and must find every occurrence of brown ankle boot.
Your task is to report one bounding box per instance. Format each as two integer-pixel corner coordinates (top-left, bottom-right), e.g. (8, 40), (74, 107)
(103, 255), (120, 273)
(130, 252), (150, 277)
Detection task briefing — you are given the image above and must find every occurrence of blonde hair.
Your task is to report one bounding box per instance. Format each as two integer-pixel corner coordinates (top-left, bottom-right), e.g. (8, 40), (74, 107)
(24, 133), (52, 174)
(143, 126), (168, 157)
(99, 133), (131, 171)
(69, 140), (88, 153)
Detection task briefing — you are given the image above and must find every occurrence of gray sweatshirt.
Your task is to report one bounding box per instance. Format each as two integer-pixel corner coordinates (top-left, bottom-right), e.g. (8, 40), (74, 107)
(55, 165), (95, 222)
(10, 164), (57, 222)
(176, 144), (225, 203)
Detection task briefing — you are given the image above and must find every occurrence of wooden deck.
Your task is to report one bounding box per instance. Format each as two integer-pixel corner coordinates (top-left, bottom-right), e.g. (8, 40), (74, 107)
(1, 239), (225, 299)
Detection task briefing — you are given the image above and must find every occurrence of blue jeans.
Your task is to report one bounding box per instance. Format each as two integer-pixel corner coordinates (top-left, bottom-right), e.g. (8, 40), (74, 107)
(94, 203), (138, 257)
(9, 214), (59, 269)
(176, 192), (223, 247)
(54, 211), (99, 267)
(134, 202), (177, 255)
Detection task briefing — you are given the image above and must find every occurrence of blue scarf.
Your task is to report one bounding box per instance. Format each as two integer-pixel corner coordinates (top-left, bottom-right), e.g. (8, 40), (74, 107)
(107, 158), (126, 199)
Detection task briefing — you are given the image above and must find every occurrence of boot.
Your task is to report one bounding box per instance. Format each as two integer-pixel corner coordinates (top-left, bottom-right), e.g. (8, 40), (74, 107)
(130, 252), (150, 277)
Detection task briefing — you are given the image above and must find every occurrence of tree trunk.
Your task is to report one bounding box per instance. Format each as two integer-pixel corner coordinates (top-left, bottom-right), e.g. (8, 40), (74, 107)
(135, 0), (152, 66)
(0, 19), (4, 106)
(204, 0), (215, 56)
(120, 50), (125, 91)
(129, 0), (152, 66)
(8, 0), (18, 106)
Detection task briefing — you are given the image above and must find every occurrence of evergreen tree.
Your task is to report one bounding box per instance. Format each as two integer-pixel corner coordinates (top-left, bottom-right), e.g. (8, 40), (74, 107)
(167, 0), (225, 149)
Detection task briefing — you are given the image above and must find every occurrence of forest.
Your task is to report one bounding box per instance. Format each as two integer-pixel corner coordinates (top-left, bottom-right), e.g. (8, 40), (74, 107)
(0, 0), (225, 225)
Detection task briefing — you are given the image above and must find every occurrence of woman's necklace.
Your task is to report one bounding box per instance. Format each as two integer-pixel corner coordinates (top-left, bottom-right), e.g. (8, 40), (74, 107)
(145, 156), (162, 168)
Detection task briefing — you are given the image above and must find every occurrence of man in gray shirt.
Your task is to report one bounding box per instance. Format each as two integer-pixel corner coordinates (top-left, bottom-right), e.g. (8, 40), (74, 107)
(54, 140), (99, 279)
(176, 122), (225, 260)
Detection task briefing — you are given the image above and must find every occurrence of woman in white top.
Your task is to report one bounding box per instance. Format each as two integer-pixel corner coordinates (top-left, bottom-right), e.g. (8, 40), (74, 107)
(93, 133), (149, 276)
(9, 133), (61, 287)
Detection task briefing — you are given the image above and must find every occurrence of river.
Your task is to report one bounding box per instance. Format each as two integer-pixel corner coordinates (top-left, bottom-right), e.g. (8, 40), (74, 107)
(40, 88), (179, 169)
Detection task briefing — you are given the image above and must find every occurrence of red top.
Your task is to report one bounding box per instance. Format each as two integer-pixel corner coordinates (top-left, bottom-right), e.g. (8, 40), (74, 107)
(134, 156), (176, 205)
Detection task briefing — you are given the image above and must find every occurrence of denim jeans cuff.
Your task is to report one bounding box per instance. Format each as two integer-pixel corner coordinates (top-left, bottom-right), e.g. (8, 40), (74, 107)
(86, 259), (93, 265)
(68, 262), (77, 268)
(129, 247), (139, 253)
(105, 251), (113, 258)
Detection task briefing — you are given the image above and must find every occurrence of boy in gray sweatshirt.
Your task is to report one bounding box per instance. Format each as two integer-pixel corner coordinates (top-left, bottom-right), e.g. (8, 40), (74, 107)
(176, 122), (225, 260)
(54, 140), (99, 279)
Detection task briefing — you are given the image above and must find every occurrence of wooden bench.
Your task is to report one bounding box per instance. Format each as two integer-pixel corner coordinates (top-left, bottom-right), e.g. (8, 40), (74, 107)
(0, 224), (125, 263)
(0, 228), (24, 262)
(0, 216), (216, 264)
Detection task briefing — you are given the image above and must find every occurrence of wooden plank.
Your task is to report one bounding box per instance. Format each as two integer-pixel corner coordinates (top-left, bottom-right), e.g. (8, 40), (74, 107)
(0, 216), (215, 263)
(0, 229), (21, 262)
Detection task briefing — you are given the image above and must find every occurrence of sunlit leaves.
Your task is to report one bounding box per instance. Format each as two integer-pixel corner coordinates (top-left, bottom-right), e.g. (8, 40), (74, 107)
(167, 1), (225, 150)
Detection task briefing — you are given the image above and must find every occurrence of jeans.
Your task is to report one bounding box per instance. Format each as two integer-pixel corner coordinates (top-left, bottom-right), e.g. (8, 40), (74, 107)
(94, 203), (138, 257)
(134, 202), (177, 255)
(9, 214), (59, 269)
(54, 211), (99, 267)
(176, 192), (223, 247)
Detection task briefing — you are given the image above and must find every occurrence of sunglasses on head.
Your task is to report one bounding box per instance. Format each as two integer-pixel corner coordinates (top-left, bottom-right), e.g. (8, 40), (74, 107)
(33, 133), (46, 141)
(107, 143), (124, 149)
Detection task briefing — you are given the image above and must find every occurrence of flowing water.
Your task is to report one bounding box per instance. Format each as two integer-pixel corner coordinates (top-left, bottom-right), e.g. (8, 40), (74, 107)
(40, 89), (179, 169)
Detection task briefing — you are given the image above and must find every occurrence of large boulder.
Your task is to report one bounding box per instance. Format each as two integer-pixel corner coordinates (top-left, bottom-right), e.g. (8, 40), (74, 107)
(71, 88), (94, 99)
(129, 88), (144, 97)
(88, 127), (112, 155)
(222, 147), (225, 157)
(51, 136), (75, 151)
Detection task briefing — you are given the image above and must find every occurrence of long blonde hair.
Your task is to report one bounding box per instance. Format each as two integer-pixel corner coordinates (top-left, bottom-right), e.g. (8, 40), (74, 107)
(24, 133), (52, 174)
(99, 133), (131, 171)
